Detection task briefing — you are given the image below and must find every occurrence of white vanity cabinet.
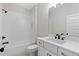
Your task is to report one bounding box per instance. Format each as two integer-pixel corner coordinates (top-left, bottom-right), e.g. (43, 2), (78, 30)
(37, 39), (79, 56)
(38, 46), (46, 56)
(44, 41), (57, 55)
(37, 39), (57, 56)
(58, 48), (79, 56)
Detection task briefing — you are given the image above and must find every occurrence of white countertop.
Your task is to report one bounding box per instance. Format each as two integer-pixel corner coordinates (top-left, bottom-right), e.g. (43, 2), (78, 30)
(37, 36), (79, 55)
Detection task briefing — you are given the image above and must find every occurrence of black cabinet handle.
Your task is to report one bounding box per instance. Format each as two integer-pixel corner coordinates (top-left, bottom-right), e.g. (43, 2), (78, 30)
(47, 53), (52, 56)
(39, 42), (42, 44)
(61, 52), (67, 56)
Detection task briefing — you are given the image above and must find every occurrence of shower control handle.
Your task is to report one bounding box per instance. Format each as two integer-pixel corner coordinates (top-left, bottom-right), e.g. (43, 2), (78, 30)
(2, 41), (9, 45)
(2, 36), (6, 40)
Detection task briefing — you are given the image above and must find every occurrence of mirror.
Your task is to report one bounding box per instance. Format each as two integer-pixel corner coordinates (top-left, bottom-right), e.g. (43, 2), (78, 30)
(48, 3), (67, 35)
(48, 3), (79, 36)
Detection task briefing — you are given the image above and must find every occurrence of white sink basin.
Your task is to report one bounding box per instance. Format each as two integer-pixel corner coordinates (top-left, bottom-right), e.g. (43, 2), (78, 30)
(48, 38), (66, 44)
(37, 36), (66, 44)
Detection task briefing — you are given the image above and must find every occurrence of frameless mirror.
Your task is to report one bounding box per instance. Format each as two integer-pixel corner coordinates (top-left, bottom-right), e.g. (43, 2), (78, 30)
(49, 3), (79, 37)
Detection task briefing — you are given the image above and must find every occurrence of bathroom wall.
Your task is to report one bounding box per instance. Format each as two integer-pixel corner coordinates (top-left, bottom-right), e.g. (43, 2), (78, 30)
(1, 3), (34, 47)
(36, 3), (49, 37)
(49, 7), (55, 34)
(0, 4), (2, 41)
(30, 3), (49, 37)
(30, 5), (37, 41)
(49, 3), (79, 34)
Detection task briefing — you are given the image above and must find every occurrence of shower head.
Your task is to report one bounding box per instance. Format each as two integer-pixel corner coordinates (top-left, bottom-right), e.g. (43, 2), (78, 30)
(2, 9), (8, 13)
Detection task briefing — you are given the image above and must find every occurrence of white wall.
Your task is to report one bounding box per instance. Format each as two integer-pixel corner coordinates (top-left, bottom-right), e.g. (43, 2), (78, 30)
(36, 3), (49, 37)
(0, 4), (2, 42)
(30, 5), (37, 41)
(49, 7), (55, 34)
(49, 3), (79, 34)
(1, 3), (34, 47)
(30, 3), (49, 37)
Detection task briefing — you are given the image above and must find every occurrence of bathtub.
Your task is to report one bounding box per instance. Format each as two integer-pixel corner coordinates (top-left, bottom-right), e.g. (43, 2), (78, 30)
(0, 43), (33, 56)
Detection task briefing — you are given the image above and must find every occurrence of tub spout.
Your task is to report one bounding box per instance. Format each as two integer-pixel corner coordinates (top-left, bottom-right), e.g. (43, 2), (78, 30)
(0, 47), (4, 52)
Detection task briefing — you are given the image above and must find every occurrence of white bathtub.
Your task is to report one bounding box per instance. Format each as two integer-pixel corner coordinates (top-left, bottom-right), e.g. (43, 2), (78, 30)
(0, 43), (33, 56)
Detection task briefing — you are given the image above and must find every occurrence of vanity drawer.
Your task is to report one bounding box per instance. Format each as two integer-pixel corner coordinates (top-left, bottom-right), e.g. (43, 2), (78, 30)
(37, 39), (44, 47)
(58, 48), (79, 56)
(44, 42), (58, 55)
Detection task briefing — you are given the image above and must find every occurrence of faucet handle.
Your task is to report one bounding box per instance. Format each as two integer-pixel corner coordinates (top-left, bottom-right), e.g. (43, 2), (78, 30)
(61, 37), (65, 40)
(66, 33), (68, 35)
(56, 34), (60, 39)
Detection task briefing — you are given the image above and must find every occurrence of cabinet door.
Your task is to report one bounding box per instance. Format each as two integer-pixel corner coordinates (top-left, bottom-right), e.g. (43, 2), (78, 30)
(38, 47), (56, 56)
(44, 41), (57, 55)
(58, 48), (79, 56)
(38, 47), (47, 56)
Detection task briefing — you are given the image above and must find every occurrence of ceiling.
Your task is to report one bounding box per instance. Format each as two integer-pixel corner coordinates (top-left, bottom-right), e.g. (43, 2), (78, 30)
(14, 3), (37, 10)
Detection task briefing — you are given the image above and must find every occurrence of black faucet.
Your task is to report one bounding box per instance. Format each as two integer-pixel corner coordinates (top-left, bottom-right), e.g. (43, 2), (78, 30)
(56, 34), (60, 39)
